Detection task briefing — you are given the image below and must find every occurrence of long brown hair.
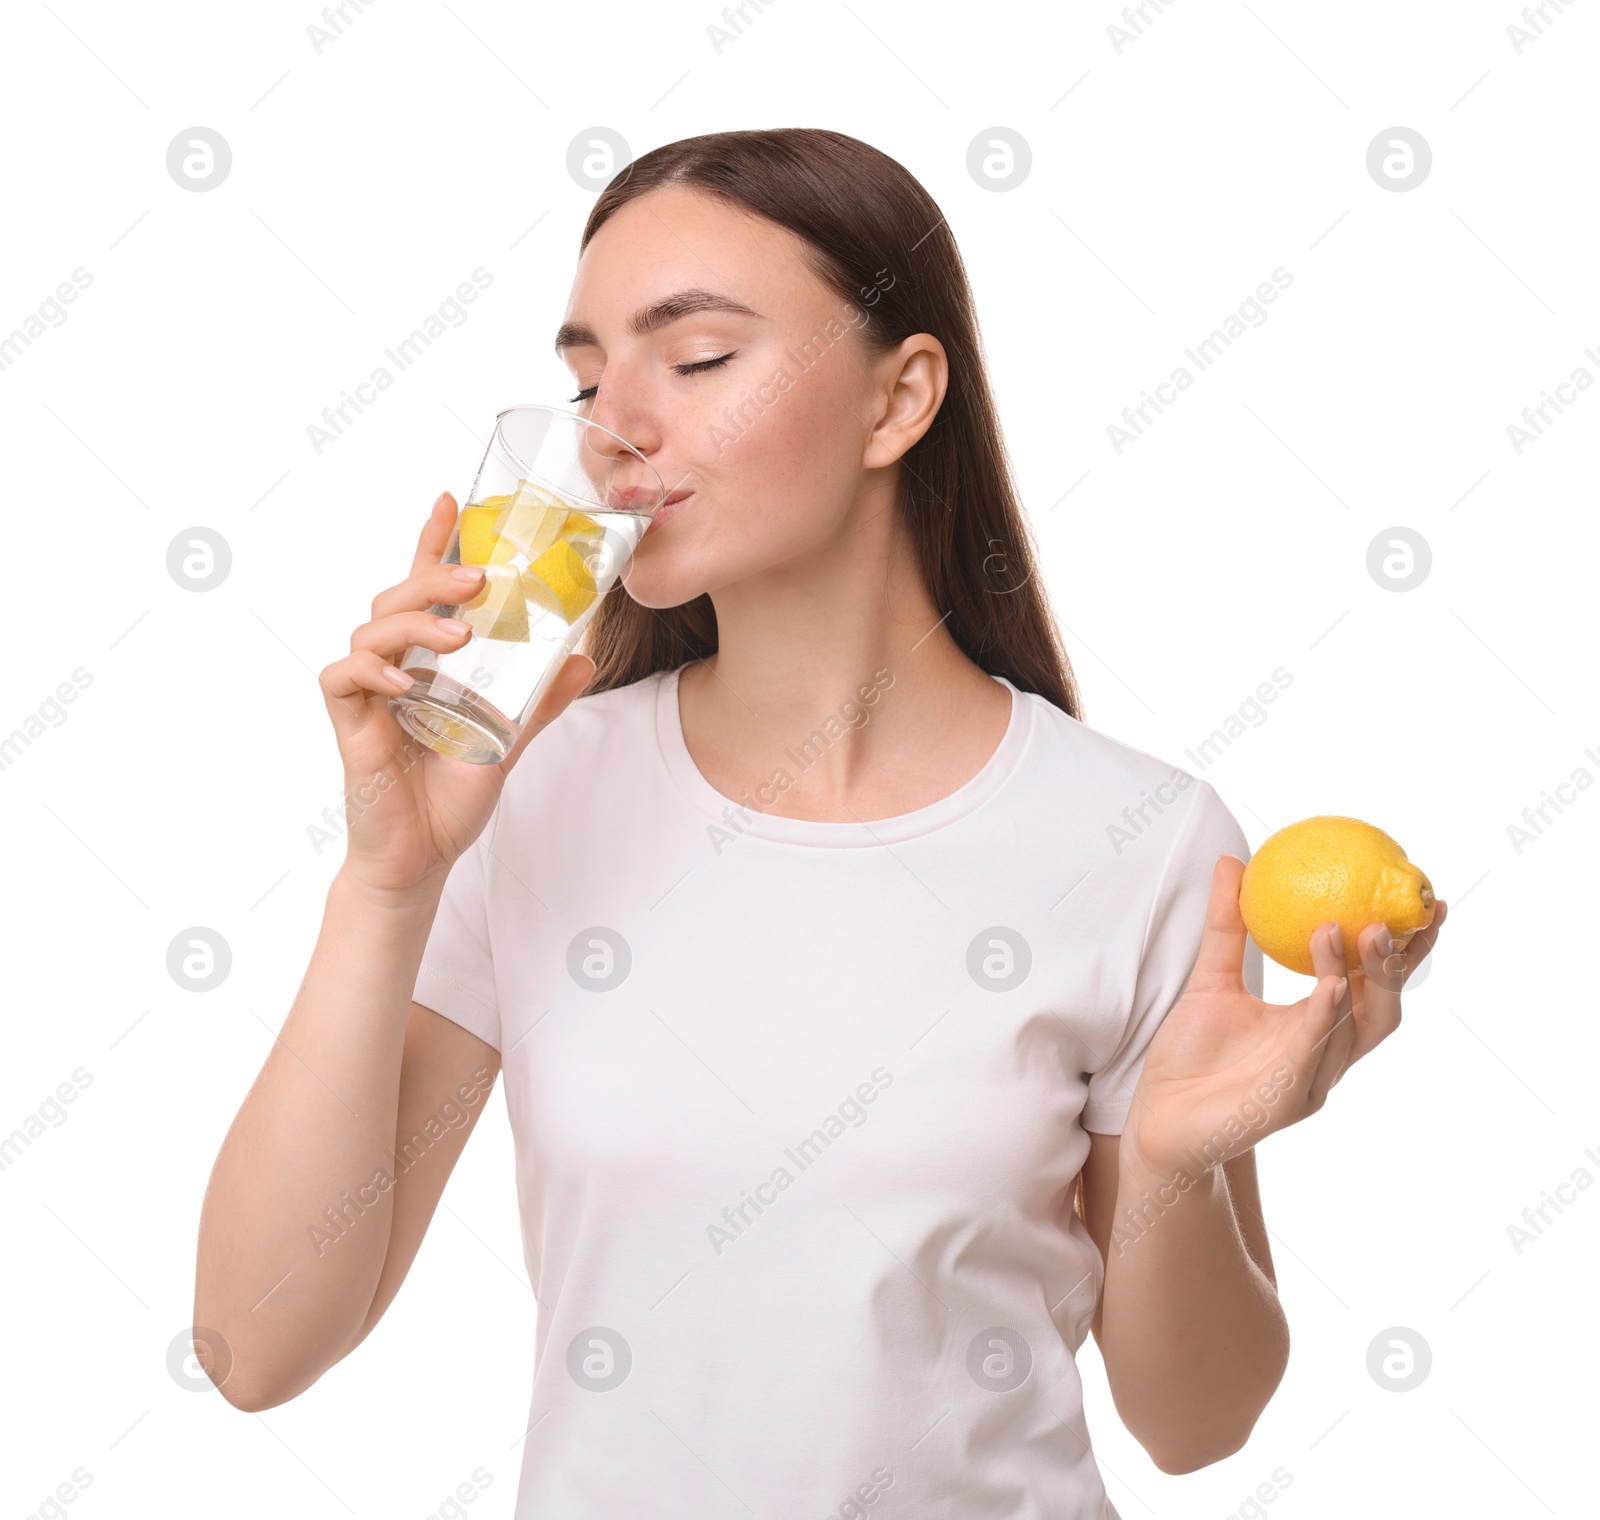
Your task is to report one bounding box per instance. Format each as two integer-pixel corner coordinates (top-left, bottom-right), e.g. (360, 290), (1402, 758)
(577, 127), (1082, 720)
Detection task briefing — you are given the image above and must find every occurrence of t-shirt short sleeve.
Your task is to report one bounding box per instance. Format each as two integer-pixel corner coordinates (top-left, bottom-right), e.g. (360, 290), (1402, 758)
(1081, 779), (1264, 1135)
(412, 833), (501, 1052)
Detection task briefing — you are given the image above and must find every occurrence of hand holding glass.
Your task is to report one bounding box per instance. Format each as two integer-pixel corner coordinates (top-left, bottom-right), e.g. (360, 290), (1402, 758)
(387, 405), (666, 765)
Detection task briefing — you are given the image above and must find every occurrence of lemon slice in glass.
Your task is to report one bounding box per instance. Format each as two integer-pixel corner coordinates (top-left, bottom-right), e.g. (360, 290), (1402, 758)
(459, 480), (575, 568)
(457, 563), (529, 641)
(523, 538), (598, 625)
(458, 501), (521, 568)
(498, 481), (567, 562)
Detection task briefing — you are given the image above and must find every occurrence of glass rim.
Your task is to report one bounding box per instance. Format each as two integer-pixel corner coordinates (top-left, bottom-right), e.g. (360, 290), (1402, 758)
(488, 402), (665, 516)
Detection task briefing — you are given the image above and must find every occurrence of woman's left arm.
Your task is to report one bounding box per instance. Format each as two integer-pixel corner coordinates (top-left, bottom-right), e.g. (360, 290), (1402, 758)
(1078, 854), (1448, 1474)
(1081, 1135), (1284, 1474)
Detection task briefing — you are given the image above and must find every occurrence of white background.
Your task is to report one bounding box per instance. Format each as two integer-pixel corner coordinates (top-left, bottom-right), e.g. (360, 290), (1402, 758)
(2, 1), (1594, 1516)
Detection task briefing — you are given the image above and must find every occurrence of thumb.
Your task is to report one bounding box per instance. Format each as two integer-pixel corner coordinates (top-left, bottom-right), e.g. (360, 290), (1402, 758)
(1188, 854), (1250, 991)
(498, 652), (596, 774)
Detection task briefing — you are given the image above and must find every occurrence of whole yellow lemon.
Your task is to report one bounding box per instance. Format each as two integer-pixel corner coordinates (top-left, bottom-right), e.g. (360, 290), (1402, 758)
(1239, 816), (1434, 976)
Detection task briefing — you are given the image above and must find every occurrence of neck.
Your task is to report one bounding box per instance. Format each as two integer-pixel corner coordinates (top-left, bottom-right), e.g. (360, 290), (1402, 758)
(676, 486), (1009, 821)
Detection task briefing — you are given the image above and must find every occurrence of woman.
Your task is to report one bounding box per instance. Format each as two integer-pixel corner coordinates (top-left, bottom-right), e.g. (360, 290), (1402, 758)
(195, 128), (1445, 1517)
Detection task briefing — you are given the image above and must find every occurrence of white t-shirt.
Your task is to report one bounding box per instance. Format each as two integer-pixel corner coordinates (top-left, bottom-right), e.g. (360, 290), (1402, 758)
(413, 663), (1260, 1519)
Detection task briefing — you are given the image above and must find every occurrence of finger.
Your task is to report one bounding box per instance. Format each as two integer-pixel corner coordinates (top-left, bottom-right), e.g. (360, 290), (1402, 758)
(1307, 918), (1362, 1084)
(1277, 972), (1343, 1112)
(1379, 899), (1446, 1027)
(1302, 973), (1356, 1110)
(1399, 897), (1447, 967)
(350, 609), (474, 662)
(1349, 919), (1405, 1055)
(372, 560), (486, 622)
(318, 649), (416, 738)
(1187, 854), (1251, 992)
(1308, 919), (1347, 981)
(410, 491), (460, 580)
(498, 653), (596, 773)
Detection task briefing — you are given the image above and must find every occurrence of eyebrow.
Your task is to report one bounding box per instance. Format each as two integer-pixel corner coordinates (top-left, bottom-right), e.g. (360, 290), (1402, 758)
(554, 288), (763, 352)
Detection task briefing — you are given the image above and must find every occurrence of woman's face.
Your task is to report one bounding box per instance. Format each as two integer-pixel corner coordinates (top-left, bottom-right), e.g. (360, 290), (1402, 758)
(556, 184), (910, 610)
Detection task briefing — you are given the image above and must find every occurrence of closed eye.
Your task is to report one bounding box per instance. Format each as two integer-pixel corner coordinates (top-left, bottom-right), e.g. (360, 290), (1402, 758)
(569, 350), (737, 404)
(674, 350), (737, 376)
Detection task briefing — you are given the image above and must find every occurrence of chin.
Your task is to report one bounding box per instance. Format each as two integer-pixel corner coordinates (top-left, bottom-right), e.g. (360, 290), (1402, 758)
(623, 519), (833, 607)
(618, 548), (712, 611)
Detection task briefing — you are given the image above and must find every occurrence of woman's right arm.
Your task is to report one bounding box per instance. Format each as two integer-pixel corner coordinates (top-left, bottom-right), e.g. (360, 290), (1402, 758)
(193, 491), (590, 1411)
(195, 874), (485, 1412)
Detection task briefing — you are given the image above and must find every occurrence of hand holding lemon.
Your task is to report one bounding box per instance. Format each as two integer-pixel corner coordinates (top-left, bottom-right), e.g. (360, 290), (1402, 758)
(1239, 816), (1435, 977)
(1118, 815), (1447, 1190)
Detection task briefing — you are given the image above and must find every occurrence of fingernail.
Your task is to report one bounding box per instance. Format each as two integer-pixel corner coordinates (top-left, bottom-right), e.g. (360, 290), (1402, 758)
(439, 618), (471, 636)
(1328, 922), (1345, 957)
(385, 666), (413, 689)
(452, 565), (485, 581)
(1375, 926), (1394, 955)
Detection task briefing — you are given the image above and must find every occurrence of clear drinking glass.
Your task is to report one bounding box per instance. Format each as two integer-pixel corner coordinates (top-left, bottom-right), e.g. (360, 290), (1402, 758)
(388, 405), (666, 764)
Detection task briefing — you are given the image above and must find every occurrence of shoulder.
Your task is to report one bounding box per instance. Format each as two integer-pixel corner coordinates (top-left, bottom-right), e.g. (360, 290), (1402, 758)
(561, 667), (669, 738)
(1014, 692), (1251, 867)
(500, 667), (669, 799)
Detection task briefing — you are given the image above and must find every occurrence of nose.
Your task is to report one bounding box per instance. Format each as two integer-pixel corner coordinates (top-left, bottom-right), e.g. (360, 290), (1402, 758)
(580, 383), (666, 511)
(585, 374), (660, 464)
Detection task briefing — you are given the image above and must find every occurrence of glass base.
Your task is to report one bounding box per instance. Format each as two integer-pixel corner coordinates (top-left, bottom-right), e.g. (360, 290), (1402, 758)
(387, 669), (514, 765)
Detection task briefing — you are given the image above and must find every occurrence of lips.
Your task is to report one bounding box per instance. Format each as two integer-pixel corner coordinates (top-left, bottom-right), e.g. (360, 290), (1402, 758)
(645, 489), (694, 534)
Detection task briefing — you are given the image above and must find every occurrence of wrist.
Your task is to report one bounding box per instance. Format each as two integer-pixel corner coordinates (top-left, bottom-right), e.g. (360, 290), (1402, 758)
(330, 865), (447, 916)
(1117, 1137), (1217, 1199)
(1118, 1152), (1180, 1204)
(1115, 1147), (1226, 1228)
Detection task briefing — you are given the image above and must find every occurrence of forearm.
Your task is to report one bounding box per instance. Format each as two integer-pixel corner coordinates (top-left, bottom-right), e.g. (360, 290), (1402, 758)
(194, 868), (444, 1408)
(1096, 1150), (1289, 1472)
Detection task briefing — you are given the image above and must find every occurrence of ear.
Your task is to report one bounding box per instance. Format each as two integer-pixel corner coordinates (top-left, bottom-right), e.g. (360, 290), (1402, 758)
(861, 333), (948, 469)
